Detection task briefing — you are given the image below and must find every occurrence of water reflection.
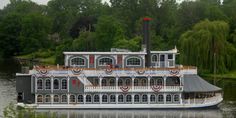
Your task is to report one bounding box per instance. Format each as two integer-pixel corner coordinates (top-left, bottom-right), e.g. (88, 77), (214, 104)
(38, 109), (224, 118)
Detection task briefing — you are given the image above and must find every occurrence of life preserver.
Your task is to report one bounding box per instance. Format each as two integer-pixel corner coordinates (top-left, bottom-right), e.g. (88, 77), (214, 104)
(169, 69), (180, 76)
(137, 70), (145, 75)
(151, 85), (162, 92)
(72, 68), (82, 75)
(120, 86), (130, 93)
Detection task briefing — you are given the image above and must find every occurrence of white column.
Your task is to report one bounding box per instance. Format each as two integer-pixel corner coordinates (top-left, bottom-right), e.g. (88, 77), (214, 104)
(132, 77), (134, 91)
(35, 94), (37, 104)
(116, 76), (118, 90)
(51, 94), (53, 105)
(180, 93), (182, 105)
(132, 94), (134, 104)
(116, 94), (118, 104)
(84, 94), (86, 104)
(164, 76), (166, 91)
(99, 76), (102, 87)
(51, 77), (53, 93)
(100, 94), (102, 104)
(67, 94), (69, 104)
(148, 76), (150, 89)
(164, 93), (166, 104)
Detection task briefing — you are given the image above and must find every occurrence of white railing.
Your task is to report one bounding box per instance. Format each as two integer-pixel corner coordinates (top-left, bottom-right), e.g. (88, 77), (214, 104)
(84, 86), (183, 92)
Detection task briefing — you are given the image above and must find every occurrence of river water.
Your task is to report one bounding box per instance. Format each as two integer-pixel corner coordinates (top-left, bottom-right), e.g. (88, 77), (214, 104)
(0, 59), (236, 118)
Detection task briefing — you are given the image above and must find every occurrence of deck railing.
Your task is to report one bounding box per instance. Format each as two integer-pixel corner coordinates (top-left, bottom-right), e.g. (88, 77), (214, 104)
(182, 93), (222, 105)
(84, 85), (183, 92)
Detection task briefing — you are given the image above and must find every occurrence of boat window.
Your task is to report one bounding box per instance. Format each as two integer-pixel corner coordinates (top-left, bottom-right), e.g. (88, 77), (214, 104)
(110, 95), (116, 103)
(109, 79), (115, 86)
(94, 78), (99, 86)
(150, 95), (156, 102)
(102, 95), (108, 103)
(118, 95), (124, 103)
(134, 95), (140, 103)
(70, 95), (76, 103)
(37, 95), (43, 103)
(37, 79), (43, 90)
(102, 79), (107, 86)
(150, 79), (154, 86)
(54, 95), (59, 103)
(61, 79), (67, 90)
(61, 95), (67, 103)
(141, 79), (147, 86)
(45, 79), (51, 90)
(174, 95), (179, 102)
(142, 95), (148, 102)
(126, 95), (132, 103)
(157, 78), (163, 85)
(168, 54), (173, 59)
(94, 95), (100, 103)
(134, 79), (139, 86)
(78, 95), (83, 103)
(125, 79), (131, 86)
(86, 95), (92, 103)
(71, 57), (85, 66)
(45, 95), (51, 103)
(118, 79), (123, 86)
(166, 94), (172, 102)
(127, 57), (141, 66)
(152, 55), (158, 62)
(53, 79), (59, 89)
(98, 57), (113, 66)
(158, 95), (164, 102)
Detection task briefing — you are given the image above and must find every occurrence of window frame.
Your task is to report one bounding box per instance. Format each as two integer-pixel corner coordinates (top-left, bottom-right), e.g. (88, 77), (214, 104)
(37, 79), (43, 90)
(53, 95), (59, 103)
(70, 94), (76, 103)
(94, 94), (100, 103)
(61, 94), (67, 103)
(98, 57), (113, 66)
(151, 54), (158, 62)
(61, 79), (67, 90)
(37, 94), (43, 103)
(45, 79), (51, 90)
(45, 94), (51, 103)
(86, 95), (92, 103)
(77, 95), (84, 103)
(126, 57), (141, 66)
(53, 79), (60, 90)
(70, 56), (86, 66)
(118, 95), (124, 103)
(102, 94), (108, 103)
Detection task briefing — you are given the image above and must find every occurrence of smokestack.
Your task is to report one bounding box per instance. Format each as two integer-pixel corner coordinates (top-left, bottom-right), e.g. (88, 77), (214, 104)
(143, 17), (152, 68)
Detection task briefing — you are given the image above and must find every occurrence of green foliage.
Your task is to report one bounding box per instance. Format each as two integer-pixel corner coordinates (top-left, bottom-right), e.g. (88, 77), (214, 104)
(113, 36), (142, 51)
(179, 19), (236, 73)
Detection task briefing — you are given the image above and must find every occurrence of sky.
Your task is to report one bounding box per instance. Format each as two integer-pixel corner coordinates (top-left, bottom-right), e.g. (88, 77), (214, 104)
(0, 0), (110, 9)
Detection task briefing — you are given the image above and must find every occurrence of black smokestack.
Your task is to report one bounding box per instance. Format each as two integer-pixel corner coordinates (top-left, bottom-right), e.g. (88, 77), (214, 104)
(143, 17), (151, 68)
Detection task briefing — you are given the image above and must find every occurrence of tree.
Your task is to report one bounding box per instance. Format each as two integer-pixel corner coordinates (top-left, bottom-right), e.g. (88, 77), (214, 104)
(179, 19), (236, 73)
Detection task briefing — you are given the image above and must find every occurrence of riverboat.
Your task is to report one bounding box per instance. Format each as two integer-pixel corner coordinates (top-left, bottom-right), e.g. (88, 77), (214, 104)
(16, 18), (223, 109)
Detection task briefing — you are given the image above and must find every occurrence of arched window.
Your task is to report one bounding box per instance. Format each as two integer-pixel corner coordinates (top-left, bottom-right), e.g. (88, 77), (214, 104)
(152, 55), (158, 62)
(78, 95), (83, 103)
(118, 79), (123, 86)
(53, 79), (59, 89)
(102, 95), (108, 103)
(98, 57), (113, 66)
(134, 79), (139, 86)
(102, 79), (107, 86)
(125, 79), (131, 86)
(61, 79), (67, 90)
(109, 79), (115, 86)
(126, 95), (132, 103)
(110, 95), (116, 103)
(141, 79), (147, 86)
(45, 95), (51, 103)
(166, 94), (172, 102)
(37, 95), (43, 103)
(127, 57), (141, 66)
(45, 79), (51, 90)
(54, 95), (59, 103)
(150, 95), (156, 102)
(157, 78), (163, 85)
(142, 95), (148, 102)
(118, 95), (124, 103)
(158, 95), (164, 102)
(86, 95), (92, 103)
(174, 95), (179, 102)
(94, 95), (100, 103)
(61, 95), (67, 103)
(71, 57), (85, 66)
(37, 79), (43, 89)
(70, 95), (76, 103)
(134, 95), (139, 103)
(150, 79), (154, 86)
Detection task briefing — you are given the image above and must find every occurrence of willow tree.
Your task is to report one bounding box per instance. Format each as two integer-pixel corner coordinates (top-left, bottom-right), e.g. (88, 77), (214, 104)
(179, 19), (236, 73)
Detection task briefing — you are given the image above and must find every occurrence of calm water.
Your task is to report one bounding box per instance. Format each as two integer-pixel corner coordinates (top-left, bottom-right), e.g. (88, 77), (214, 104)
(0, 59), (236, 118)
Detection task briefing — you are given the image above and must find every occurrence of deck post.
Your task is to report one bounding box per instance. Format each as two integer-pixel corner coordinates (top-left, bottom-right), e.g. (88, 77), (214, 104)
(67, 94), (69, 104)
(116, 94), (118, 104)
(100, 94), (102, 104)
(132, 94), (134, 104)
(164, 76), (166, 91)
(148, 76), (150, 89)
(148, 93), (150, 104)
(132, 77), (134, 91)
(84, 94), (86, 104)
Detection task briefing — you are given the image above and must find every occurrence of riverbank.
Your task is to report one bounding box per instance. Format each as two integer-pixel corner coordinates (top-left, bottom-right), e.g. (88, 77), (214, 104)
(201, 71), (236, 79)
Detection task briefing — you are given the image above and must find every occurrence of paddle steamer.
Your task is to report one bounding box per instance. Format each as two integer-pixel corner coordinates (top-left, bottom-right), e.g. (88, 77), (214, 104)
(16, 18), (223, 109)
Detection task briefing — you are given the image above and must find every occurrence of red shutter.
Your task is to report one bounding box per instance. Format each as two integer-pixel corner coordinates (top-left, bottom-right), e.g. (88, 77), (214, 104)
(89, 55), (94, 64)
(72, 79), (76, 86)
(117, 55), (122, 64)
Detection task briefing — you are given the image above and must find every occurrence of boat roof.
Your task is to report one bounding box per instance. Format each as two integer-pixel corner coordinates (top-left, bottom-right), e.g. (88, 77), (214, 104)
(183, 74), (222, 92)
